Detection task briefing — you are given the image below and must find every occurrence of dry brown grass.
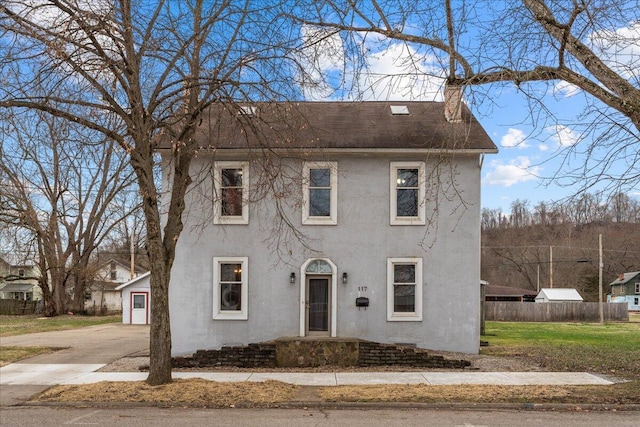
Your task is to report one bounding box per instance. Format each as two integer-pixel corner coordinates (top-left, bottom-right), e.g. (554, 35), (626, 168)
(319, 383), (640, 405)
(35, 379), (297, 407)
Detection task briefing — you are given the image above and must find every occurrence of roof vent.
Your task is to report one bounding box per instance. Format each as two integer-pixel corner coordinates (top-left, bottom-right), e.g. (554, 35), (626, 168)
(238, 105), (257, 116)
(390, 105), (409, 115)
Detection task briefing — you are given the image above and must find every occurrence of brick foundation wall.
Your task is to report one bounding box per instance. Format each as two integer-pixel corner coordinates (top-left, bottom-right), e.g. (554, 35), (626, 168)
(172, 342), (276, 368)
(172, 339), (471, 369)
(358, 341), (470, 369)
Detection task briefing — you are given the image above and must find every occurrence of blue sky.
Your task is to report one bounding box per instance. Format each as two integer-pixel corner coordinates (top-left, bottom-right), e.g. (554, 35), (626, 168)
(298, 19), (640, 213)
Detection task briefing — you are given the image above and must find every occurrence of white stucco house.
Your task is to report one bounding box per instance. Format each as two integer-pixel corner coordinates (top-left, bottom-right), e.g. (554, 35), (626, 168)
(535, 288), (584, 303)
(116, 271), (151, 325)
(160, 95), (497, 356)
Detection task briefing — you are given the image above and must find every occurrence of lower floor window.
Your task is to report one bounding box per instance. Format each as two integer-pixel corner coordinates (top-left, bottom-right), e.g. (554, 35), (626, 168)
(387, 257), (423, 321)
(213, 257), (248, 320)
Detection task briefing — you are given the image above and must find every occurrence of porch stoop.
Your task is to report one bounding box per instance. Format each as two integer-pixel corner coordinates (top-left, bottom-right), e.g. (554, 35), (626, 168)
(172, 338), (471, 369)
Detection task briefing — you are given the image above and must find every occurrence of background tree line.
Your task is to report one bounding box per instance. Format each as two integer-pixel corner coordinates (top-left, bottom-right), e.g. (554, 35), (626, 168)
(481, 193), (640, 301)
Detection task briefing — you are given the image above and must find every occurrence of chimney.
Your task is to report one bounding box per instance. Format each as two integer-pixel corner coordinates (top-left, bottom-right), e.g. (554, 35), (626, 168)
(618, 273), (624, 281)
(444, 84), (463, 123)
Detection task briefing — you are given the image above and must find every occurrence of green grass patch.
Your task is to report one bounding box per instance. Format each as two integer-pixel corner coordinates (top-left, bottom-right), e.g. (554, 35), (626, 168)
(482, 321), (640, 380)
(0, 314), (120, 337)
(0, 346), (64, 366)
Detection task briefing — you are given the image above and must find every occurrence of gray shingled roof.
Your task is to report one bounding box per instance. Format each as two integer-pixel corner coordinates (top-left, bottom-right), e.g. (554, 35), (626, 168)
(610, 271), (640, 285)
(159, 101), (497, 152)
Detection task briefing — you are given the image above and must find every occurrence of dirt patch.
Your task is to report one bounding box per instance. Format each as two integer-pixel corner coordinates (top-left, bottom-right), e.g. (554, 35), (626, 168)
(99, 352), (540, 373)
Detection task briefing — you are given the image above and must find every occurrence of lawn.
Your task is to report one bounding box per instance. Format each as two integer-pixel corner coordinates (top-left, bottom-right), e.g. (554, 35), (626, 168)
(481, 320), (640, 379)
(0, 314), (120, 337)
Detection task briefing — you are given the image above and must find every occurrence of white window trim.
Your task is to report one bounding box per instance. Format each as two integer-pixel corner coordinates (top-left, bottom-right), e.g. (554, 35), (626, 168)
(213, 257), (248, 320)
(213, 161), (249, 224)
(390, 161), (426, 225)
(635, 282), (640, 294)
(302, 161), (338, 225)
(387, 257), (423, 321)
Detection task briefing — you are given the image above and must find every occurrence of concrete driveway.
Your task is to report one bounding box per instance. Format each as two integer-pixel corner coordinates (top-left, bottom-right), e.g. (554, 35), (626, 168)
(0, 323), (149, 406)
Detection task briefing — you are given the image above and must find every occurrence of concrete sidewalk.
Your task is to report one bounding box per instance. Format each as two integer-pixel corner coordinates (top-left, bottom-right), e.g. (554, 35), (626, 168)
(1, 363), (614, 387)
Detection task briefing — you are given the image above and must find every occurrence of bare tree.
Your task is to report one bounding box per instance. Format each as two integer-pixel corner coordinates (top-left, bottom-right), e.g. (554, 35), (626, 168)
(293, 0), (639, 195)
(0, 108), (136, 315)
(481, 191), (640, 296)
(1, 1), (305, 384)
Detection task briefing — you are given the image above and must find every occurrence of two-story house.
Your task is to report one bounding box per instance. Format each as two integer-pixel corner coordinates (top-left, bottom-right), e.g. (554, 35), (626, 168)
(609, 271), (640, 311)
(160, 96), (497, 356)
(0, 255), (41, 301)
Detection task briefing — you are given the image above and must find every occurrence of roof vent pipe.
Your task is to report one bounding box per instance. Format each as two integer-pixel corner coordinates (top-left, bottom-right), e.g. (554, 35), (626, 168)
(444, 84), (463, 123)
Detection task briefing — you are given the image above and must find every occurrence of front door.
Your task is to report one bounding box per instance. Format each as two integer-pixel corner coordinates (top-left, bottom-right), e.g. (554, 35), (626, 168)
(130, 292), (148, 325)
(306, 276), (330, 335)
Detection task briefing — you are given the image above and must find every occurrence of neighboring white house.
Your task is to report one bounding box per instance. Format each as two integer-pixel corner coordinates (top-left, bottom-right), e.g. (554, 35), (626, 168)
(535, 288), (584, 303)
(116, 271), (151, 325)
(85, 259), (147, 314)
(160, 98), (498, 356)
(0, 255), (42, 301)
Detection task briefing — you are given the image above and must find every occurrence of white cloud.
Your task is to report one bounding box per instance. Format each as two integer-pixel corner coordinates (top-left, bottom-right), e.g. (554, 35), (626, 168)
(589, 22), (640, 81)
(483, 157), (540, 187)
(297, 26), (346, 100)
(357, 43), (445, 101)
(539, 143), (549, 151)
(553, 81), (581, 98)
(500, 128), (529, 148)
(298, 28), (446, 101)
(547, 124), (580, 147)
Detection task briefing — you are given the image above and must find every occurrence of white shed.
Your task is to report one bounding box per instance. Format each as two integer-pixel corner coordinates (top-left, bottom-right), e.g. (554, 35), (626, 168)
(116, 272), (151, 324)
(535, 288), (583, 303)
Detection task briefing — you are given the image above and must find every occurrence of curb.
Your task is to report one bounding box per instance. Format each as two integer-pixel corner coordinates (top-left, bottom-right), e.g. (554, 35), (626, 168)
(17, 400), (640, 412)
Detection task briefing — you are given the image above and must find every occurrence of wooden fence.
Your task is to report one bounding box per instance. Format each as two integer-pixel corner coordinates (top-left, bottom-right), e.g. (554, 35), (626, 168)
(0, 299), (42, 315)
(484, 301), (629, 322)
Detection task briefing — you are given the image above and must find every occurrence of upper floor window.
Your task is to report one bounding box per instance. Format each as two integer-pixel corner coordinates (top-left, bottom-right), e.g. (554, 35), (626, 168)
(635, 282), (640, 294)
(302, 162), (337, 225)
(390, 162), (426, 225)
(110, 261), (117, 280)
(214, 161), (249, 224)
(213, 257), (248, 320)
(387, 257), (423, 321)
(18, 269), (25, 278)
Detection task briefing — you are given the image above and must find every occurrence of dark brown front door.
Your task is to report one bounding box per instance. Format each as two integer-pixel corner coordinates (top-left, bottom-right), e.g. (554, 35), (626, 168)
(306, 276), (330, 335)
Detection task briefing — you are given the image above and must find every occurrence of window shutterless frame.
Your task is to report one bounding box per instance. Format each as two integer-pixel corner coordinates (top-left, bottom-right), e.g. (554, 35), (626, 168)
(387, 257), (423, 321)
(302, 161), (338, 225)
(213, 161), (249, 224)
(390, 162), (426, 225)
(213, 257), (248, 320)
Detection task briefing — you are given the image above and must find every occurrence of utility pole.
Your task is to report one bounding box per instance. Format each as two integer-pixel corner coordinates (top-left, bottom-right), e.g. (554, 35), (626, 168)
(599, 234), (604, 324)
(549, 246), (553, 288)
(130, 229), (135, 280)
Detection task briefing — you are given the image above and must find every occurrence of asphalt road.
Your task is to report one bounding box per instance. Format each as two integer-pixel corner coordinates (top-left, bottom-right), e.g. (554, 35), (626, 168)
(0, 407), (637, 426)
